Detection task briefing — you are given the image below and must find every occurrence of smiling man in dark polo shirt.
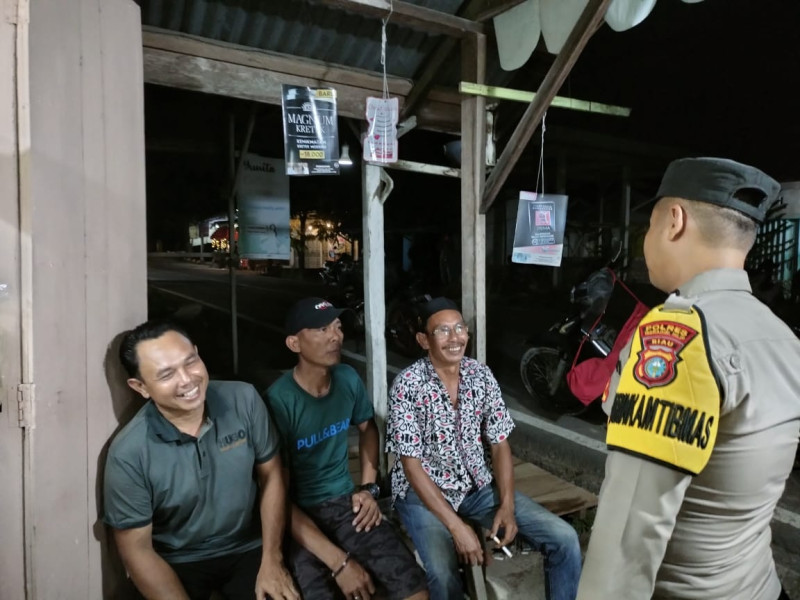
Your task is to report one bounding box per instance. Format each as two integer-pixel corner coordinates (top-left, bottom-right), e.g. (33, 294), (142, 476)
(104, 320), (298, 600)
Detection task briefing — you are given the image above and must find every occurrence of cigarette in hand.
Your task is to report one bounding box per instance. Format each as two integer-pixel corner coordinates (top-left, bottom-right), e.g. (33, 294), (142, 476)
(491, 535), (513, 558)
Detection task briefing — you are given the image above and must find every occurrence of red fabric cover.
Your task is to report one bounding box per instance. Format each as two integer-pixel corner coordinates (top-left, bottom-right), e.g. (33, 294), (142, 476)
(566, 300), (650, 405)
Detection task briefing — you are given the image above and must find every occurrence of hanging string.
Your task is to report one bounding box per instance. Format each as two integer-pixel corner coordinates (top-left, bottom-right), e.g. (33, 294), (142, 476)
(380, 1), (393, 99)
(535, 110), (548, 195)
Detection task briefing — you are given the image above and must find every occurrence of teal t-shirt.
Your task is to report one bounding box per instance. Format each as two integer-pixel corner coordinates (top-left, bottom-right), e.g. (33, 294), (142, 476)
(266, 364), (374, 508)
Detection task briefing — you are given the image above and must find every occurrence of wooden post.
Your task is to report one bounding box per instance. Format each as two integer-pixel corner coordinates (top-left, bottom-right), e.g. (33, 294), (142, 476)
(461, 33), (487, 361)
(622, 165), (631, 272)
(226, 106), (256, 375)
(554, 150), (567, 289)
(362, 162), (393, 474)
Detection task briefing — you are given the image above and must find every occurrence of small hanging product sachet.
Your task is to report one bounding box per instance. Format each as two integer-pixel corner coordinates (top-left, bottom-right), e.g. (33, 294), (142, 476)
(363, 4), (399, 164)
(364, 97), (398, 164)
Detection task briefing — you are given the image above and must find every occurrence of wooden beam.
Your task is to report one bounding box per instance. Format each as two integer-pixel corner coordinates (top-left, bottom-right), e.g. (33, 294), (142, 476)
(472, 0), (528, 22)
(402, 38), (458, 121)
(142, 28), (462, 133)
(461, 32), (488, 362)
(310, 0), (485, 37)
(481, 0), (613, 213)
(143, 28), (411, 96)
(400, 0), (486, 120)
(459, 82), (631, 116)
(382, 159), (460, 178)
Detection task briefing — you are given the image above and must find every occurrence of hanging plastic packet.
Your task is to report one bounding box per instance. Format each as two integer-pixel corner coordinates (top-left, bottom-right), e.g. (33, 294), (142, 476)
(364, 97), (398, 164)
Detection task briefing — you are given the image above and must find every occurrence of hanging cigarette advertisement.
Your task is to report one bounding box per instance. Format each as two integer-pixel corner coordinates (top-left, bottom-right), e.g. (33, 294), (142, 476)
(237, 153), (291, 260)
(281, 84), (340, 176)
(511, 191), (568, 267)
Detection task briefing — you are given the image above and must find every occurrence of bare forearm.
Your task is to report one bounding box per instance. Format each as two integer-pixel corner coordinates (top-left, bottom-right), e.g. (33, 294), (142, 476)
(490, 441), (515, 508)
(290, 503), (347, 571)
(259, 467), (288, 562)
(124, 548), (189, 600)
(358, 420), (380, 485)
(402, 457), (462, 531)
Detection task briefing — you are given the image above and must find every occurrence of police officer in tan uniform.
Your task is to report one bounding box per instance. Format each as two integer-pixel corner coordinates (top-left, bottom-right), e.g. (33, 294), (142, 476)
(577, 158), (800, 600)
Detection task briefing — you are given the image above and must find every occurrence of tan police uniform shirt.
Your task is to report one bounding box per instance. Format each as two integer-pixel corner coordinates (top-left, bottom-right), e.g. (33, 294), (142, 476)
(577, 269), (800, 600)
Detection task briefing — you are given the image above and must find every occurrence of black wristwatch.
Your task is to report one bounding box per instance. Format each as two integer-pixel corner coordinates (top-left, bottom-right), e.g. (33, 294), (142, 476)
(358, 482), (380, 498)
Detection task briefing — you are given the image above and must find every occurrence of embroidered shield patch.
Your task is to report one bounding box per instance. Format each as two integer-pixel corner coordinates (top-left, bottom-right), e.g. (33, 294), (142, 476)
(633, 320), (698, 388)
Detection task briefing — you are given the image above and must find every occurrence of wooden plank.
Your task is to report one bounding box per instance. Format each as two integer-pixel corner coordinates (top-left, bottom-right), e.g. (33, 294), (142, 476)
(143, 27), (414, 97)
(481, 0), (614, 213)
(362, 164), (390, 475)
(85, 0), (148, 597)
(359, 455), (597, 518)
(142, 29), (462, 133)
(310, 0), (485, 37)
(473, 0), (528, 22)
(0, 3), (26, 598)
(459, 81), (631, 117)
(460, 32), (487, 362)
(382, 159), (460, 178)
(513, 461), (597, 517)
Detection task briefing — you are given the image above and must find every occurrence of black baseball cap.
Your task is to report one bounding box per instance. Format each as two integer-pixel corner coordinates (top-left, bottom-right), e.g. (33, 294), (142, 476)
(285, 297), (346, 335)
(654, 157), (780, 224)
(418, 297), (460, 331)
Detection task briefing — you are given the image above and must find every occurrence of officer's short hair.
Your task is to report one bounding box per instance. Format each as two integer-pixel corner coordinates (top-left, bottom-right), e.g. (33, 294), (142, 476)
(681, 191), (759, 251)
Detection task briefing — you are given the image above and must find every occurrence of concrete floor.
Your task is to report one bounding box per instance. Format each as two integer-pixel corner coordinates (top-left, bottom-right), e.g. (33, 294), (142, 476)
(482, 550), (546, 600)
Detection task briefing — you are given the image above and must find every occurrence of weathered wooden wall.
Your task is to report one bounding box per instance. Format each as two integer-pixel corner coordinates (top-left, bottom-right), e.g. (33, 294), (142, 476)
(0, 0), (147, 597)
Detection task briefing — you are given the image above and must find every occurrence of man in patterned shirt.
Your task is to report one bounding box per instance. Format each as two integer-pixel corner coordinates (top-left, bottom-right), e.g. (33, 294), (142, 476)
(387, 297), (581, 600)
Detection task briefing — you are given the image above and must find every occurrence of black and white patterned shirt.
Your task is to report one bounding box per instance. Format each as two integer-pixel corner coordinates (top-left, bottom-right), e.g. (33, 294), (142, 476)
(386, 356), (515, 510)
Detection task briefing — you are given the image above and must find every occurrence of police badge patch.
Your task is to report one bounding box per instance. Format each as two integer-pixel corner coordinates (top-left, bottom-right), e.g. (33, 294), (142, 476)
(633, 320), (698, 389)
(605, 303), (720, 476)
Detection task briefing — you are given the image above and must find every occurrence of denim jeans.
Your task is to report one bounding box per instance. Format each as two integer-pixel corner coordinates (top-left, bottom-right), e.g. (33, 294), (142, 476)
(395, 485), (581, 600)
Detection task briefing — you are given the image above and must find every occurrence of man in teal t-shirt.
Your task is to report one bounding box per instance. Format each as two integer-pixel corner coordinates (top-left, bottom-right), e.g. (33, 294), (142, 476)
(268, 362), (373, 508)
(267, 297), (428, 600)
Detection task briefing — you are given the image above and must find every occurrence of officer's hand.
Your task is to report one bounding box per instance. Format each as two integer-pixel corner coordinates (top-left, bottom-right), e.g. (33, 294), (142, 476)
(254, 558), (299, 600)
(490, 503), (518, 548)
(450, 521), (484, 566)
(334, 557), (376, 600)
(351, 491), (382, 532)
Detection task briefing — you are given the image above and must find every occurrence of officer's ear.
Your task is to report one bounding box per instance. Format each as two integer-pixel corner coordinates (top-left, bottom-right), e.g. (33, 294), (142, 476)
(666, 202), (688, 241)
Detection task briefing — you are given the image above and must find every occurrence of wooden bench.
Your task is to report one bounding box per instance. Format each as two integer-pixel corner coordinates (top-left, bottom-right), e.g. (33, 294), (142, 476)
(509, 456), (597, 518)
(348, 451), (597, 518)
(349, 449), (597, 600)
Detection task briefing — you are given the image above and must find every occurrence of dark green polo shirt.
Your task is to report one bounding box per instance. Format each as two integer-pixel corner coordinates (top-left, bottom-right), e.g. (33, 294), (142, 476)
(266, 364), (373, 508)
(103, 380), (278, 563)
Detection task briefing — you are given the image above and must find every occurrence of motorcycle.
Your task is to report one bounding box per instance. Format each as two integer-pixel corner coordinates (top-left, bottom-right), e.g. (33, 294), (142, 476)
(320, 253), (360, 288)
(320, 254), (365, 336)
(519, 266), (646, 416)
(385, 279), (433, 358)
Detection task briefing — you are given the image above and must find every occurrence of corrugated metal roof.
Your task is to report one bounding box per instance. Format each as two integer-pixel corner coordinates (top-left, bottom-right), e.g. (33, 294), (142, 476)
(138, 0), (470, 81)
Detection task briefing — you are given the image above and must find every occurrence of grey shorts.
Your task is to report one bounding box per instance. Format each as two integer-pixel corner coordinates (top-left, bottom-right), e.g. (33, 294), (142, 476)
(288, 493), (427, 599)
